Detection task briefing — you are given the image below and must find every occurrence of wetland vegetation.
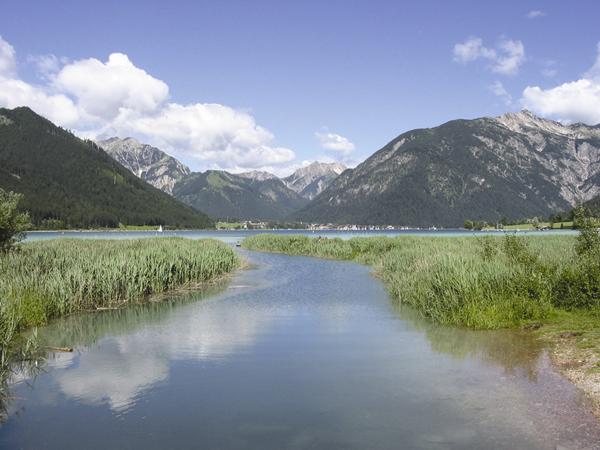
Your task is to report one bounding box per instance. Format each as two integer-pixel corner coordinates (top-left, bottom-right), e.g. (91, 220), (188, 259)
(243, 232), (598, 329)
(242, 220), (600, 413)
(0, 237), (240, 418)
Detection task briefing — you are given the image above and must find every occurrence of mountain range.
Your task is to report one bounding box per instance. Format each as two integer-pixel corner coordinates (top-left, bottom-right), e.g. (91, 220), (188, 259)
(96, 137), (346, 221)
(295, 110), (600, 226)
(1, 106), (598, 228)
(173, 170), (308, 221)
(98, 137), (190, 195)
(0, 107), (211, 228)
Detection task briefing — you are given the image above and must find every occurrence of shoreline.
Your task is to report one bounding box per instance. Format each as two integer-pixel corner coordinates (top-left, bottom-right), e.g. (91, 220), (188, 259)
(242, 233), (600, 423)
(543, 330), (600, 419)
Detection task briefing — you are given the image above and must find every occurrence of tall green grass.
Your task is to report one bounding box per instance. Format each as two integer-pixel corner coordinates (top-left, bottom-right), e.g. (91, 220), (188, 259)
(0, 237), (239, 419)
(243, 234), (598, 329)
(0, 238), (239, 330)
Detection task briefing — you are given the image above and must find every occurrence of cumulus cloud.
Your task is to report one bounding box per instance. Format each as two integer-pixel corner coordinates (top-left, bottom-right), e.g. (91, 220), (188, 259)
(114, 103), (296, 169)
(521, 42), (600, 124)
(526, 10), (546, 19)
(0, 77), (80, 125)
(54, 53), (169, 124)
(0, 36), (16, 78)
(0, 35), (295, 172)
(453, 37), (495, 63)
(315, 129), (355, 154)
(488, 80), (513, 106)
(27, 54), (67, 79)
(453, 37), (525, 76)
(0, 37), (79, 125)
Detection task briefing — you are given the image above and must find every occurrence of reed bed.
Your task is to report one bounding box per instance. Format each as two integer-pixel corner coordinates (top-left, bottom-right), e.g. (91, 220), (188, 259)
(0, 237), (239, 335)
(0, 237), (239, 419)
(243, 234), (599, 329)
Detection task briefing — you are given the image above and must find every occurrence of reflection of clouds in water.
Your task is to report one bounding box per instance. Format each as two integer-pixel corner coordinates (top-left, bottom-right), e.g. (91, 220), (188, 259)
(58, 342), (168, 412)
(160, 302), (271, 360)
(52, 300), (273, 411)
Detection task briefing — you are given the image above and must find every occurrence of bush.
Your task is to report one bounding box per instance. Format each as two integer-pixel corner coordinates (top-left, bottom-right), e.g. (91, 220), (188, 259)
(0, 188), (30, 252)
(553, 208), (600, 309)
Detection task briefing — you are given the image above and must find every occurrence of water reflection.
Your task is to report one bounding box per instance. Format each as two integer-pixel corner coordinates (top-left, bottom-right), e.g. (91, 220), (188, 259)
(2, 251), (600, 450)
(395, 305), (545, 380)
(35, 279), (276, 412)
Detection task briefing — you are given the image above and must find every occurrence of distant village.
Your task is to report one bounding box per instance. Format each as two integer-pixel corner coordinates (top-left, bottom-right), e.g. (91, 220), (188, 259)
(216, 221), (423, 231)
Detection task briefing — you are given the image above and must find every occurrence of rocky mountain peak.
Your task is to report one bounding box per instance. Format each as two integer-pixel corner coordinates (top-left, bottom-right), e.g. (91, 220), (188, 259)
(97, 137), (190, 195)
(293, 161), (346, 178)
(495, 110), (572, 135)
(237, 170), (279, 181)
(295, 111), (600, 226)
(284, 161), (347, 200)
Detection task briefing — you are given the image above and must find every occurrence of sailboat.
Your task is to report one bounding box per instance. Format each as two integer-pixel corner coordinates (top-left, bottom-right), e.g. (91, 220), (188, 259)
(158, 225), (163, 233)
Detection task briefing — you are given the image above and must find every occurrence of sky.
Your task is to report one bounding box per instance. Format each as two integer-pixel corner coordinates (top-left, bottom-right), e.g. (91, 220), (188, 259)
(1, 0), (599, 175)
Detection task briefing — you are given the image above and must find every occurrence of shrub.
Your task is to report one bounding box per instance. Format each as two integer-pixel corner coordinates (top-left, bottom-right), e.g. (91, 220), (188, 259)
(0, 188), (30, 253)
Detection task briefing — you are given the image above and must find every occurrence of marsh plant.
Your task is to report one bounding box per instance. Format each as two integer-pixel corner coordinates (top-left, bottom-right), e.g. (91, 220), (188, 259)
(0, 237), (239, 414)
(0, 188), (29, 253)
(1, 238), (239, 330)
(243, 231), (599, 329)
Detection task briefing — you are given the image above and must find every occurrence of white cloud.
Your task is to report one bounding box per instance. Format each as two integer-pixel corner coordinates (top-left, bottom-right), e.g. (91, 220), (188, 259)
(0, 77), (80, 125)
(453, 37), (525, 76)
(521, 42), (600, 124)
(103, 103), (295, 169)
(526, 10), (546, 19)
(0, 36), (295, 172)
(315, 129), (355, 154)
(488, 80), (513, 106)
(54, 53), (169, 124)
(493, 40), (525, 75)
(0, 35), (16, 78)
(27, 54), (69, 79)
(453, 37), (494, 63)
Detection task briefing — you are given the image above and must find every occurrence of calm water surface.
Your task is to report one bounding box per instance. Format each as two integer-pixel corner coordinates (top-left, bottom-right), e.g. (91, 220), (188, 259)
(1, 250), (598, 449)
(24, 228), (577, 244)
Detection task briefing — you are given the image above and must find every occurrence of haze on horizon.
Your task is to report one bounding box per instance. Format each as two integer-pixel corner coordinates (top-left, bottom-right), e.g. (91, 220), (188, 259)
(1, 0), (599, 176)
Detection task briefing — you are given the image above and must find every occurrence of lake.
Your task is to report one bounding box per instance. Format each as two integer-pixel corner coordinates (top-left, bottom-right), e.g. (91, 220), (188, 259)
(24, 228), (577, 245)
(1, 248), (599, 449)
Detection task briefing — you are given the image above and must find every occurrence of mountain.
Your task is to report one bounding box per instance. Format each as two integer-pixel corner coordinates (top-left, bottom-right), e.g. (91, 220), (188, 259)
(97, 137), (190, 194)
(295, 110), (600, 226)
(583, 194), (600, 217)
(94, 134), (346, 220)
(238, 170), (279, 182)
(0, 107), (212, 229)
(284, 162), (346, 200)
(173, 170), (308, 221)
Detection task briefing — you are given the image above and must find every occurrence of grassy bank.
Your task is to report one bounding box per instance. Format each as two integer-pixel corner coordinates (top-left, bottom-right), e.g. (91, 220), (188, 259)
(0, 238), (239, 357)
(242, 234), (599, 329)
(243, 232), (600, 411)
(482, 221), (574, 231)
(0, 237), (239, 419)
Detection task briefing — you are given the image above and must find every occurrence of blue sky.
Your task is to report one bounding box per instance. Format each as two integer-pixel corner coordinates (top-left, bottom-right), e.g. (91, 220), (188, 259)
(1, 0), (599, 174)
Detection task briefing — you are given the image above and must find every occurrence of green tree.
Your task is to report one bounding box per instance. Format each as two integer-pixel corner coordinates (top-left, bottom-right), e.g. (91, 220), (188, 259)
(0, 188), (30, 252)
(574, 206), (600, 257)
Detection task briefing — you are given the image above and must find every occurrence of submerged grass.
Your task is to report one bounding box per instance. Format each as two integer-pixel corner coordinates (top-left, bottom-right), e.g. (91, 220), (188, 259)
(242, 234), (599, 330)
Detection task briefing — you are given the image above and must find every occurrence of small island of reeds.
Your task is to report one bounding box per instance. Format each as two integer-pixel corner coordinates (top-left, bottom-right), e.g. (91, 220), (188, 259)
(0, 237), (239, 359)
